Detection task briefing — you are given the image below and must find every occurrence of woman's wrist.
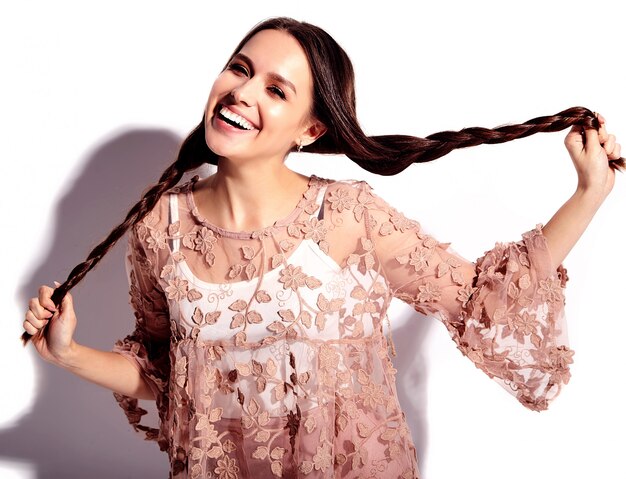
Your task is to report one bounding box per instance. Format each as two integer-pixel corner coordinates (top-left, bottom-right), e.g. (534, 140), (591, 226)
(50, 340), (81, 369)
(574, 183), (608, 208)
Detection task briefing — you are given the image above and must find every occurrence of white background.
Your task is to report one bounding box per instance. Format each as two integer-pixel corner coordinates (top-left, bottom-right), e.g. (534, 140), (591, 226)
(2, 1), (625, 478)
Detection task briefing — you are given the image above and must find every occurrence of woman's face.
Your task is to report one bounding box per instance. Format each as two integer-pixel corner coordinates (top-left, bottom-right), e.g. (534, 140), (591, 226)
(204, 29), (323, 164)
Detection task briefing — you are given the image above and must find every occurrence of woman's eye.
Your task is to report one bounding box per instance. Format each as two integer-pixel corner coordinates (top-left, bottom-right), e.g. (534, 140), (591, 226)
(268, 86), (286, 99)
(228, 63), (248, 75)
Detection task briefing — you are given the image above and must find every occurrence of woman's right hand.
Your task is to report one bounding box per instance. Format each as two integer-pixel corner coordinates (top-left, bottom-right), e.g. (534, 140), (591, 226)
(24, 281), (78, 365)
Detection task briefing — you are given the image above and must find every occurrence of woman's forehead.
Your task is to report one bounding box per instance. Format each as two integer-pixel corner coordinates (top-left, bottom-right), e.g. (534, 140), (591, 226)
(237, 29), (312, 93)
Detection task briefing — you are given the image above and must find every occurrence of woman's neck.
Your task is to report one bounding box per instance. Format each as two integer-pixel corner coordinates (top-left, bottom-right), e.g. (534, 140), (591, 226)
(193, 162), (310, 232)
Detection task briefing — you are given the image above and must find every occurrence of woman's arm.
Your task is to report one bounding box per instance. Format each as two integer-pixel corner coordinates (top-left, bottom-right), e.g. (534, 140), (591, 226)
(25, 281), (156, 400)
(542, 114), (621, 270)
(355, 183), (572, 411)
(54, 343), (156, 400)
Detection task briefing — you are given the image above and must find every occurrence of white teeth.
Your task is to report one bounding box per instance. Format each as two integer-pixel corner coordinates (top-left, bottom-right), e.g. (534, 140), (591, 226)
(219, 106), (255, 130)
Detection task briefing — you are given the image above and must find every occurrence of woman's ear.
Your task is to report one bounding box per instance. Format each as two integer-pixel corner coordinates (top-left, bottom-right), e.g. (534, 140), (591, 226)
(300, 119), (327, 147)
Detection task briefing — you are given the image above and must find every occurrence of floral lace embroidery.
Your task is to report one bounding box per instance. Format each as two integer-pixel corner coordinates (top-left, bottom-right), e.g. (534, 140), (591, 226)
(112, 175), (572, 478)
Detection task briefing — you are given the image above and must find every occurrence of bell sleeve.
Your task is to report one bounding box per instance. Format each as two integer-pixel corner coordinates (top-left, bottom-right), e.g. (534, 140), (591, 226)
(364, 184), (572, 412)
(111, 224), (171, 447)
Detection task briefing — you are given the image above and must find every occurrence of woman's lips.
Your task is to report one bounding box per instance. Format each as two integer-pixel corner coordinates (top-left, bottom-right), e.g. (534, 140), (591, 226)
(219, 104), (259, 129)
(212, 109), (258, 135)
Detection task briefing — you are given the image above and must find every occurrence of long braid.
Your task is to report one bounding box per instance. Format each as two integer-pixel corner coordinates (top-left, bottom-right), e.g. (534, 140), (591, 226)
(21, 123), (212, 345)
(265, 17), (624, 174)
(21, 104), (623, 346)
(340, 107), (625, 175)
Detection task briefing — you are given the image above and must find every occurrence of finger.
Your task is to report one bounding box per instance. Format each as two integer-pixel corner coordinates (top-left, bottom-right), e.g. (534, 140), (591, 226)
(52, 281), (71, 313)
(59, 288), (73, 313)
(597, 123), (608, 144)
(25, 309), (49, 330)
(564, 125), (584, 147)
(28, 297), (53, 320)
(591, 111), (610, 145)
(582, 125), (600, 149)
(38, 285), (57, 313)
(609, 143), (621, 160)
(23, 320), (39, 336)
(603, 134), (616, 154)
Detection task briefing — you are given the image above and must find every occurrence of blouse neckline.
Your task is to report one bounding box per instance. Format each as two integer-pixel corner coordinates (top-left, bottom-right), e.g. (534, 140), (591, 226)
(185, 174), (319, 240)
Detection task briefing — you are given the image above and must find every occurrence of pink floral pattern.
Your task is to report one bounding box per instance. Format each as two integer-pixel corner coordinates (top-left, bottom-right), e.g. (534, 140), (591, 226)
(112, 175), (572, 478)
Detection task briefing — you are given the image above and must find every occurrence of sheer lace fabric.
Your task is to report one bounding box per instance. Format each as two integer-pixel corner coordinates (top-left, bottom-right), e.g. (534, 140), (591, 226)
(112, 174), (572, 478)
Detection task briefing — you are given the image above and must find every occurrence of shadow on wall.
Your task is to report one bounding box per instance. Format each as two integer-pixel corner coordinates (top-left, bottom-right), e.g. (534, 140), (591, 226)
(2, 128), (431, 477)
(390, 308), (433, 475)
(2, 128), (212, 478)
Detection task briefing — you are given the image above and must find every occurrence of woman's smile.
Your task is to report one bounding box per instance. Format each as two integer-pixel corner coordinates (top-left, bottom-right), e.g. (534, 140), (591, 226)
(210, 103), (259, 137)
(203, 29), (320, 162)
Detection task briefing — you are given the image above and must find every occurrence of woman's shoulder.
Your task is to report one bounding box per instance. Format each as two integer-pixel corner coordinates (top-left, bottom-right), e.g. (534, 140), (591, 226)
(316, 175), (374, 199)
(318, 175), (388, 209)
(318, 176), (422, 233)
(316, 174), (369, 188)
(315, 175), (404, 232)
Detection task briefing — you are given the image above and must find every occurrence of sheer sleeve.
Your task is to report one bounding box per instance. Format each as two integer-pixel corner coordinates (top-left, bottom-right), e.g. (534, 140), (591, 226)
(111, 223), (171, 447)
(362, 183), (572, 411)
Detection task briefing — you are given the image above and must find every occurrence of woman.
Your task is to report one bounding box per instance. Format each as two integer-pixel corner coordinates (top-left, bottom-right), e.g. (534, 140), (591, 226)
(22, 17), (622, 479)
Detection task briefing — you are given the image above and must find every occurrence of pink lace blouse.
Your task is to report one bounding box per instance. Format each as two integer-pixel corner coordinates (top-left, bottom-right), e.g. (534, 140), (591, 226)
(111, 174), (572, 479)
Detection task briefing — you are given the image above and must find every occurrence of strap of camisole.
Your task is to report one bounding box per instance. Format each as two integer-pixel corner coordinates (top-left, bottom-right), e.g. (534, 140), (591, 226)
(169, 193), (180, 253)
(311, 183), (328, 222)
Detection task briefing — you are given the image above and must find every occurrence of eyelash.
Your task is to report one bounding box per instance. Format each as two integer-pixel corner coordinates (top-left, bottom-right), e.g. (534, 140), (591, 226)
(228, 63), (248, 75)
(227, 63), (286, 100)
(268, 86), (286, 99)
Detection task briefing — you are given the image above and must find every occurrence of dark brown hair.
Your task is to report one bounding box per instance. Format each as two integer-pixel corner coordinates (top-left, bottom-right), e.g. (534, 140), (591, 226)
(22, 16), (624, 345)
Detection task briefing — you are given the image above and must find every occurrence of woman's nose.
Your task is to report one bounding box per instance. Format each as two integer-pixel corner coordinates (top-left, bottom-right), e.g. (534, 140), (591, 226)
(230, 80), (257, 106)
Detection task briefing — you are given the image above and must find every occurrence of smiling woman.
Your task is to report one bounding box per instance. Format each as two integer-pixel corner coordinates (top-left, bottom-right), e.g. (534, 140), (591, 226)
(21, 16), (623, 479)
(202, 28), (327, 180)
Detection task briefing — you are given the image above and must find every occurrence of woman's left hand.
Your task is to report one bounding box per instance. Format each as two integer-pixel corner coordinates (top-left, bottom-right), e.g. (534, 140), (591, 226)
(564, 112), (621, 199)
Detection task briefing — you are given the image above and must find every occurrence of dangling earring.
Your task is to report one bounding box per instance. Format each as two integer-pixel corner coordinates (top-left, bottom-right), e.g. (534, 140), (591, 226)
(297, 142), (303, 153)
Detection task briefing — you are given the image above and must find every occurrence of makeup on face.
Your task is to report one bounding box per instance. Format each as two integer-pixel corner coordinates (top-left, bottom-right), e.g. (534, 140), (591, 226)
(203, 29), (315, 161)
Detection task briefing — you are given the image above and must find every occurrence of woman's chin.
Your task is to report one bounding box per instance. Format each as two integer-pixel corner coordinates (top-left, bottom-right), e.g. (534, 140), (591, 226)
(205, 129), (245, 158)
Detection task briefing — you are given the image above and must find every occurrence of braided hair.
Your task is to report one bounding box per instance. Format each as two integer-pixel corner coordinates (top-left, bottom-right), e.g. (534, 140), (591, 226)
(22, 17), (623, 345)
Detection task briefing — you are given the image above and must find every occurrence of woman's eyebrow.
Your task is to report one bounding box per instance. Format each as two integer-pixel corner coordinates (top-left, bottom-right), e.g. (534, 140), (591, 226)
(232, 53), (297, 95)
